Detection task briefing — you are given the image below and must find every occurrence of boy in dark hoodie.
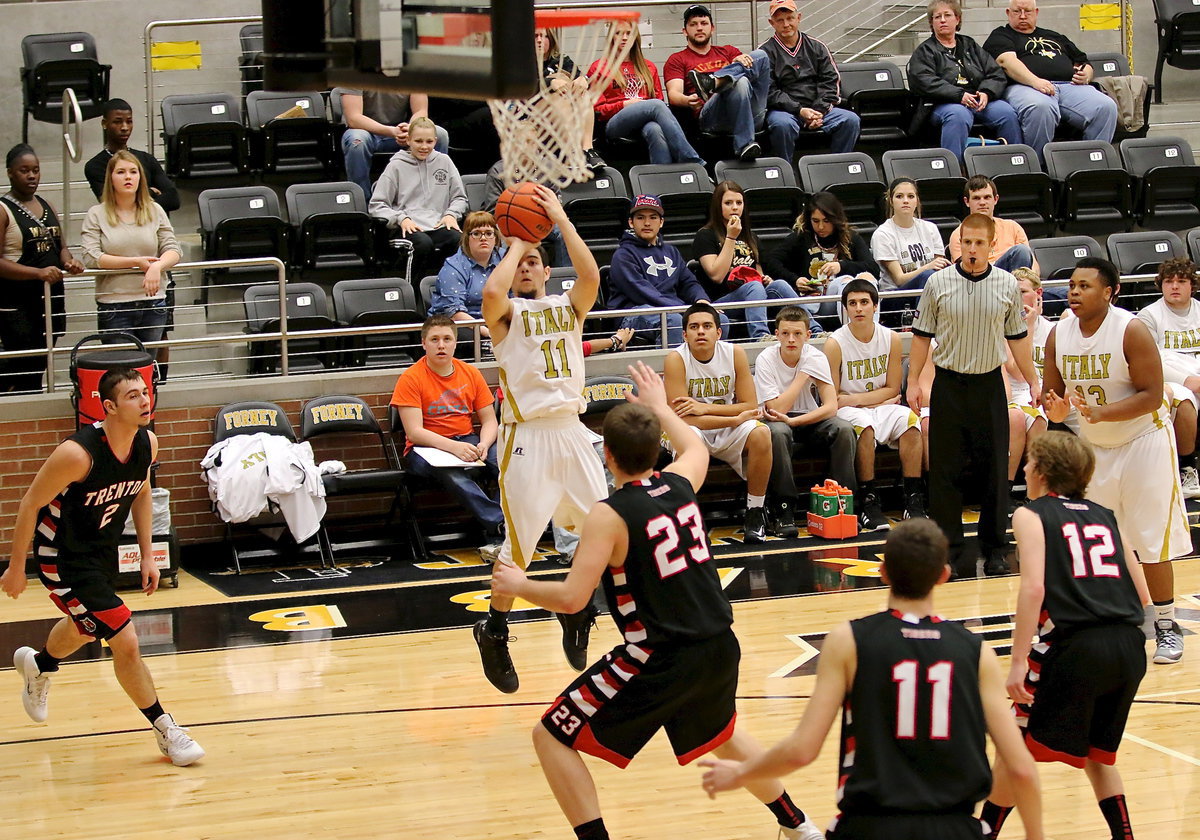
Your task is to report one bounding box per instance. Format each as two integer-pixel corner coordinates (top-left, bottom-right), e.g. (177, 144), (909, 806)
(608, 195), (770, 347)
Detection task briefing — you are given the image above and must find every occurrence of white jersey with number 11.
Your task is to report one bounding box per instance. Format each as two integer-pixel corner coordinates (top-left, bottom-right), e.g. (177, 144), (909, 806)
(493, 294), (586, 424)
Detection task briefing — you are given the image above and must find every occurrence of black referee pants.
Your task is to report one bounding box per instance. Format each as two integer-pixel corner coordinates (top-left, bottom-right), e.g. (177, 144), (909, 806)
(928, 366), (1008, 573)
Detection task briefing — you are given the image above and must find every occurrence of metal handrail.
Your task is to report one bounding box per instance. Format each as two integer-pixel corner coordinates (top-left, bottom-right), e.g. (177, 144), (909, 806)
(37, 256), (287, 392)
(144, 15), (264, 156)
(846, 13), (927, 63)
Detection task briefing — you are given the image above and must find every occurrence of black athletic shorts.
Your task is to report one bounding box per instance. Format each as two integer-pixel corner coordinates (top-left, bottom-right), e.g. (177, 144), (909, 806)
(828, 813), (985, 840)
(540, 629), (739, 769)
(36, 549), (131, 641)
(1018, 623), (1146, 767)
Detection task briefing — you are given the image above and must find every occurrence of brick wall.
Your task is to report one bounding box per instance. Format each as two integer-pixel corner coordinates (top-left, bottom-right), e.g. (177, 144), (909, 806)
(0, 391), (396, 549)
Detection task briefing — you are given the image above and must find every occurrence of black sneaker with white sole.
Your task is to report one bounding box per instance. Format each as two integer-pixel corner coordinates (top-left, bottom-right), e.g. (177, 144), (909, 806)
(688, 69), (717, 102)
(902, 490), (927, 520)
(769, 500), (799, 539)
(858, 492), (890, 532)
(743, 506), (768, 543)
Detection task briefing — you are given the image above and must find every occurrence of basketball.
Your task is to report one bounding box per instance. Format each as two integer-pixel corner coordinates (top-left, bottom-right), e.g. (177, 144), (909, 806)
(495, 182), (554, 243)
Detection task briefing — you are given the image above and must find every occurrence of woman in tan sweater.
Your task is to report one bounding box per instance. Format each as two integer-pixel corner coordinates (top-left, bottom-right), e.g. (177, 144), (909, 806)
(81, 150), (181, 345)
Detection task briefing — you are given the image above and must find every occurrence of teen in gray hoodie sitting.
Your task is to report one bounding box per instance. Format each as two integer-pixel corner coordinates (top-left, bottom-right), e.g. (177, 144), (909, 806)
(369, 117), (469, 281)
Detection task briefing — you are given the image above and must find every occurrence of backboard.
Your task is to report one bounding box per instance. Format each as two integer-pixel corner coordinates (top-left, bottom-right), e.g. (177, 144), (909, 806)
(262, 0), (538, 100)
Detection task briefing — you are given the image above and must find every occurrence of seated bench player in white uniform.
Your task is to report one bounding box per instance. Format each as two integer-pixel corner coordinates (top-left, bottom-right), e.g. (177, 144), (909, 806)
(664, 302), (774, 544)
(1044, 257), (1191, 666)
(474, 186), (610, 694)
(823, 278), (927, 530)
(754, 306), (858, 537)
(1135, 257), (1200, 497)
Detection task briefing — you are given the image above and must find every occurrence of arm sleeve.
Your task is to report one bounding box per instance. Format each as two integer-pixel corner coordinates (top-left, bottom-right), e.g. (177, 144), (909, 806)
(815, 44), (842, 109)
(431, 261), (468, 315)
(144, 155), (180, 214)
(753, 357), (783, 403)
(154, 205), (182, 257)
(982, 27), (1013, 60)
(762, 231), (804, 283)
(368, 163), (405, 228)
(390, 368), (423, 409)
(83, 154), (106, 200)
(692, 228), (721, 261)
(973, 40), (1010, 100)
(483, 164), (503, 212)
(445, 165), (469, 219)
(80, 206), (103, 268)
(468, 366), (494, 411)
(910, 279), (940, 335)
(1003, 283), (1028, 338)
(663, 52), (686, 83)
(870, 223), (900, 262)
(1061, 35), (1088, 66)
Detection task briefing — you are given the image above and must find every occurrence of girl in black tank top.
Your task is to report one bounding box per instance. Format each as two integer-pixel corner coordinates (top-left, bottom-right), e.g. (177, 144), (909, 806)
(0, 144), (84, 393)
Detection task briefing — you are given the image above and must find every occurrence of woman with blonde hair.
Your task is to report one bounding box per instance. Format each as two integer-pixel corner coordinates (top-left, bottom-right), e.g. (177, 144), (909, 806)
(589, 21), (703, 166)
(81, 150), (181, 345)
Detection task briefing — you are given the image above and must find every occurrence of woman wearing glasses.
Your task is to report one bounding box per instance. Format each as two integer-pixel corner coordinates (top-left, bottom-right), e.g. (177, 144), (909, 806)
(432, 211), (506, 343)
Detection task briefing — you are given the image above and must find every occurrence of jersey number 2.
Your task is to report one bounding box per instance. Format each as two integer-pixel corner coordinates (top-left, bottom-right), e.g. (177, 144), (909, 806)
(645, 502), (712, 579)
(1061, 522), (1119, 578)
(892, 660), (953, 740)
(98, 503), (120, 530)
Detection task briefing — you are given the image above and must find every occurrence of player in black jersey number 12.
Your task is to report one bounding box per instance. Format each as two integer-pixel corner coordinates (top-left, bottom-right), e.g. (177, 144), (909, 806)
(0, 368), (203, 766)
(492, 361), (823, 840)
(701, 518), (1045, 840)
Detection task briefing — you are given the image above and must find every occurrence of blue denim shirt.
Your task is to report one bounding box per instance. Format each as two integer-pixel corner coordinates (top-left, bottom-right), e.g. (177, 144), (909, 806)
(431, 246), (505, 318)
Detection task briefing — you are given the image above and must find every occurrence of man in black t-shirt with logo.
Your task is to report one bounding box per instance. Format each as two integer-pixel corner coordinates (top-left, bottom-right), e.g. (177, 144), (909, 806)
(983, 0), (1117, 160)
(980, 432), (1148, 840)
(1, 368), (204, 767)
(701, 518), (1045, 840)
(492, 361), (823, 840)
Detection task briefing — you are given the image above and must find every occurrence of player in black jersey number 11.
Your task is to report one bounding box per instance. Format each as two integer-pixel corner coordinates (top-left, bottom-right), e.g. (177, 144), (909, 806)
(0, 368), (204, 766)
(701, 518), (1045, 840)
(492, 362), (823, 840)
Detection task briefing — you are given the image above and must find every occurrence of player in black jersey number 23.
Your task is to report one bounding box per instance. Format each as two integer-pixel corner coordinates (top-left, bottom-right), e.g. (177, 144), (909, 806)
(0, 368), (203, 766)
(701, 518), (1045, 840)
(492, 361), (824, 840)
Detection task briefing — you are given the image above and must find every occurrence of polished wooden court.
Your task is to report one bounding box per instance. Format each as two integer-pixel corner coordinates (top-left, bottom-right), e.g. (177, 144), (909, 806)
(1, 551), (1197, 840)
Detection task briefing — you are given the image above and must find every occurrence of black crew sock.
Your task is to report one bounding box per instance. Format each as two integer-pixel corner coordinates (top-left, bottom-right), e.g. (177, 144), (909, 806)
(34, 648), (61, 674)
(486, 605), (510, 636)
(903, 476), (922, 496)
(1180, 451), (1197, 470)
(1098, 794), (1134, 840)
(980, 800), (1013, 838)
(140, 699), (166, 725)
(766, 791), (806, 829)
(573, 818), (609, 840)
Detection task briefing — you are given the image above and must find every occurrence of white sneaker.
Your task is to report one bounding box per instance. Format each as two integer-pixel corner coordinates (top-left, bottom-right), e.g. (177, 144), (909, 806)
(1153, 619), (1184, 665)
(478, 542), (502, 564)
(14, 646), (49, 723)
(1181, 466), (1200, 499)
(779, 821), (825, 840)
(153, 714), (206, 766)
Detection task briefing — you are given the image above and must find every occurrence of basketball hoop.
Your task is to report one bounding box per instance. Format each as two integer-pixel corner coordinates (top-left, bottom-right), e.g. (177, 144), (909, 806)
(488, 9), (641, 190)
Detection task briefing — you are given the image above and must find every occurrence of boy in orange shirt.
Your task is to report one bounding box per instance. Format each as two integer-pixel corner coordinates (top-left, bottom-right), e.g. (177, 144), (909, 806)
(391, 314), (503, 553)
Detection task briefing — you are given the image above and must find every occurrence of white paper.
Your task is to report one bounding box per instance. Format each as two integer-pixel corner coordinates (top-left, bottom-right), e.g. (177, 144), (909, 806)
(414, 446), (484, 468)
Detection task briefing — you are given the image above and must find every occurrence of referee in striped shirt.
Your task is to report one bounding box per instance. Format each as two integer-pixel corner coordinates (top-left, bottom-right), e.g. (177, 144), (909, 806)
(905, 213), (1040, 578)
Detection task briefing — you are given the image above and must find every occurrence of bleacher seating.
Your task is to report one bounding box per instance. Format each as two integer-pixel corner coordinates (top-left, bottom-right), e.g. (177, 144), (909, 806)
(245, 90), (338, 176)
(1043, 140), (1133, 235)
(238, 24), (265, 101)
(20, 31), (110, 143)
(963, 143), (1055, 238)
(463, 173), (490, 213)
(1088, 52), (1152, 141)
(331, 277), (423, 368)
(838, 61), (914, 147)
(197, 186), (291, 302)
(242, 282), (340, 374)
(1029, 236), (1104, 280)
(161, 92), (250, 178)
(1119, 136), (1200, 232)
(284, 181), (379, 275)
(562, 166), (629, 266)
(1106, 230), (1187, 276)
(1153, 0), (1200, 103)
(1188, 228), (1200, 262)
(713, 157), (804, 249)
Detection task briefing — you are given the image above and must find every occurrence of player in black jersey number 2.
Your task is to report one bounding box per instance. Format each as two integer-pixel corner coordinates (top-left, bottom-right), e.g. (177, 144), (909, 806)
(492, 361), (823, 840)
(701, 518), (1045, 840)
(0, 368), (203, 766)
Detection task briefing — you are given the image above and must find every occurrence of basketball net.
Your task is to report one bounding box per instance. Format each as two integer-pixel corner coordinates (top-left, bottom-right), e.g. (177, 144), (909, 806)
(488, 10), (640, 190)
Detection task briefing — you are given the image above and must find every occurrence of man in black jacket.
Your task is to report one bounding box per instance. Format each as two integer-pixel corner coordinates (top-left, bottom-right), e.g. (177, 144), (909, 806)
(760, 0), (860, 162)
